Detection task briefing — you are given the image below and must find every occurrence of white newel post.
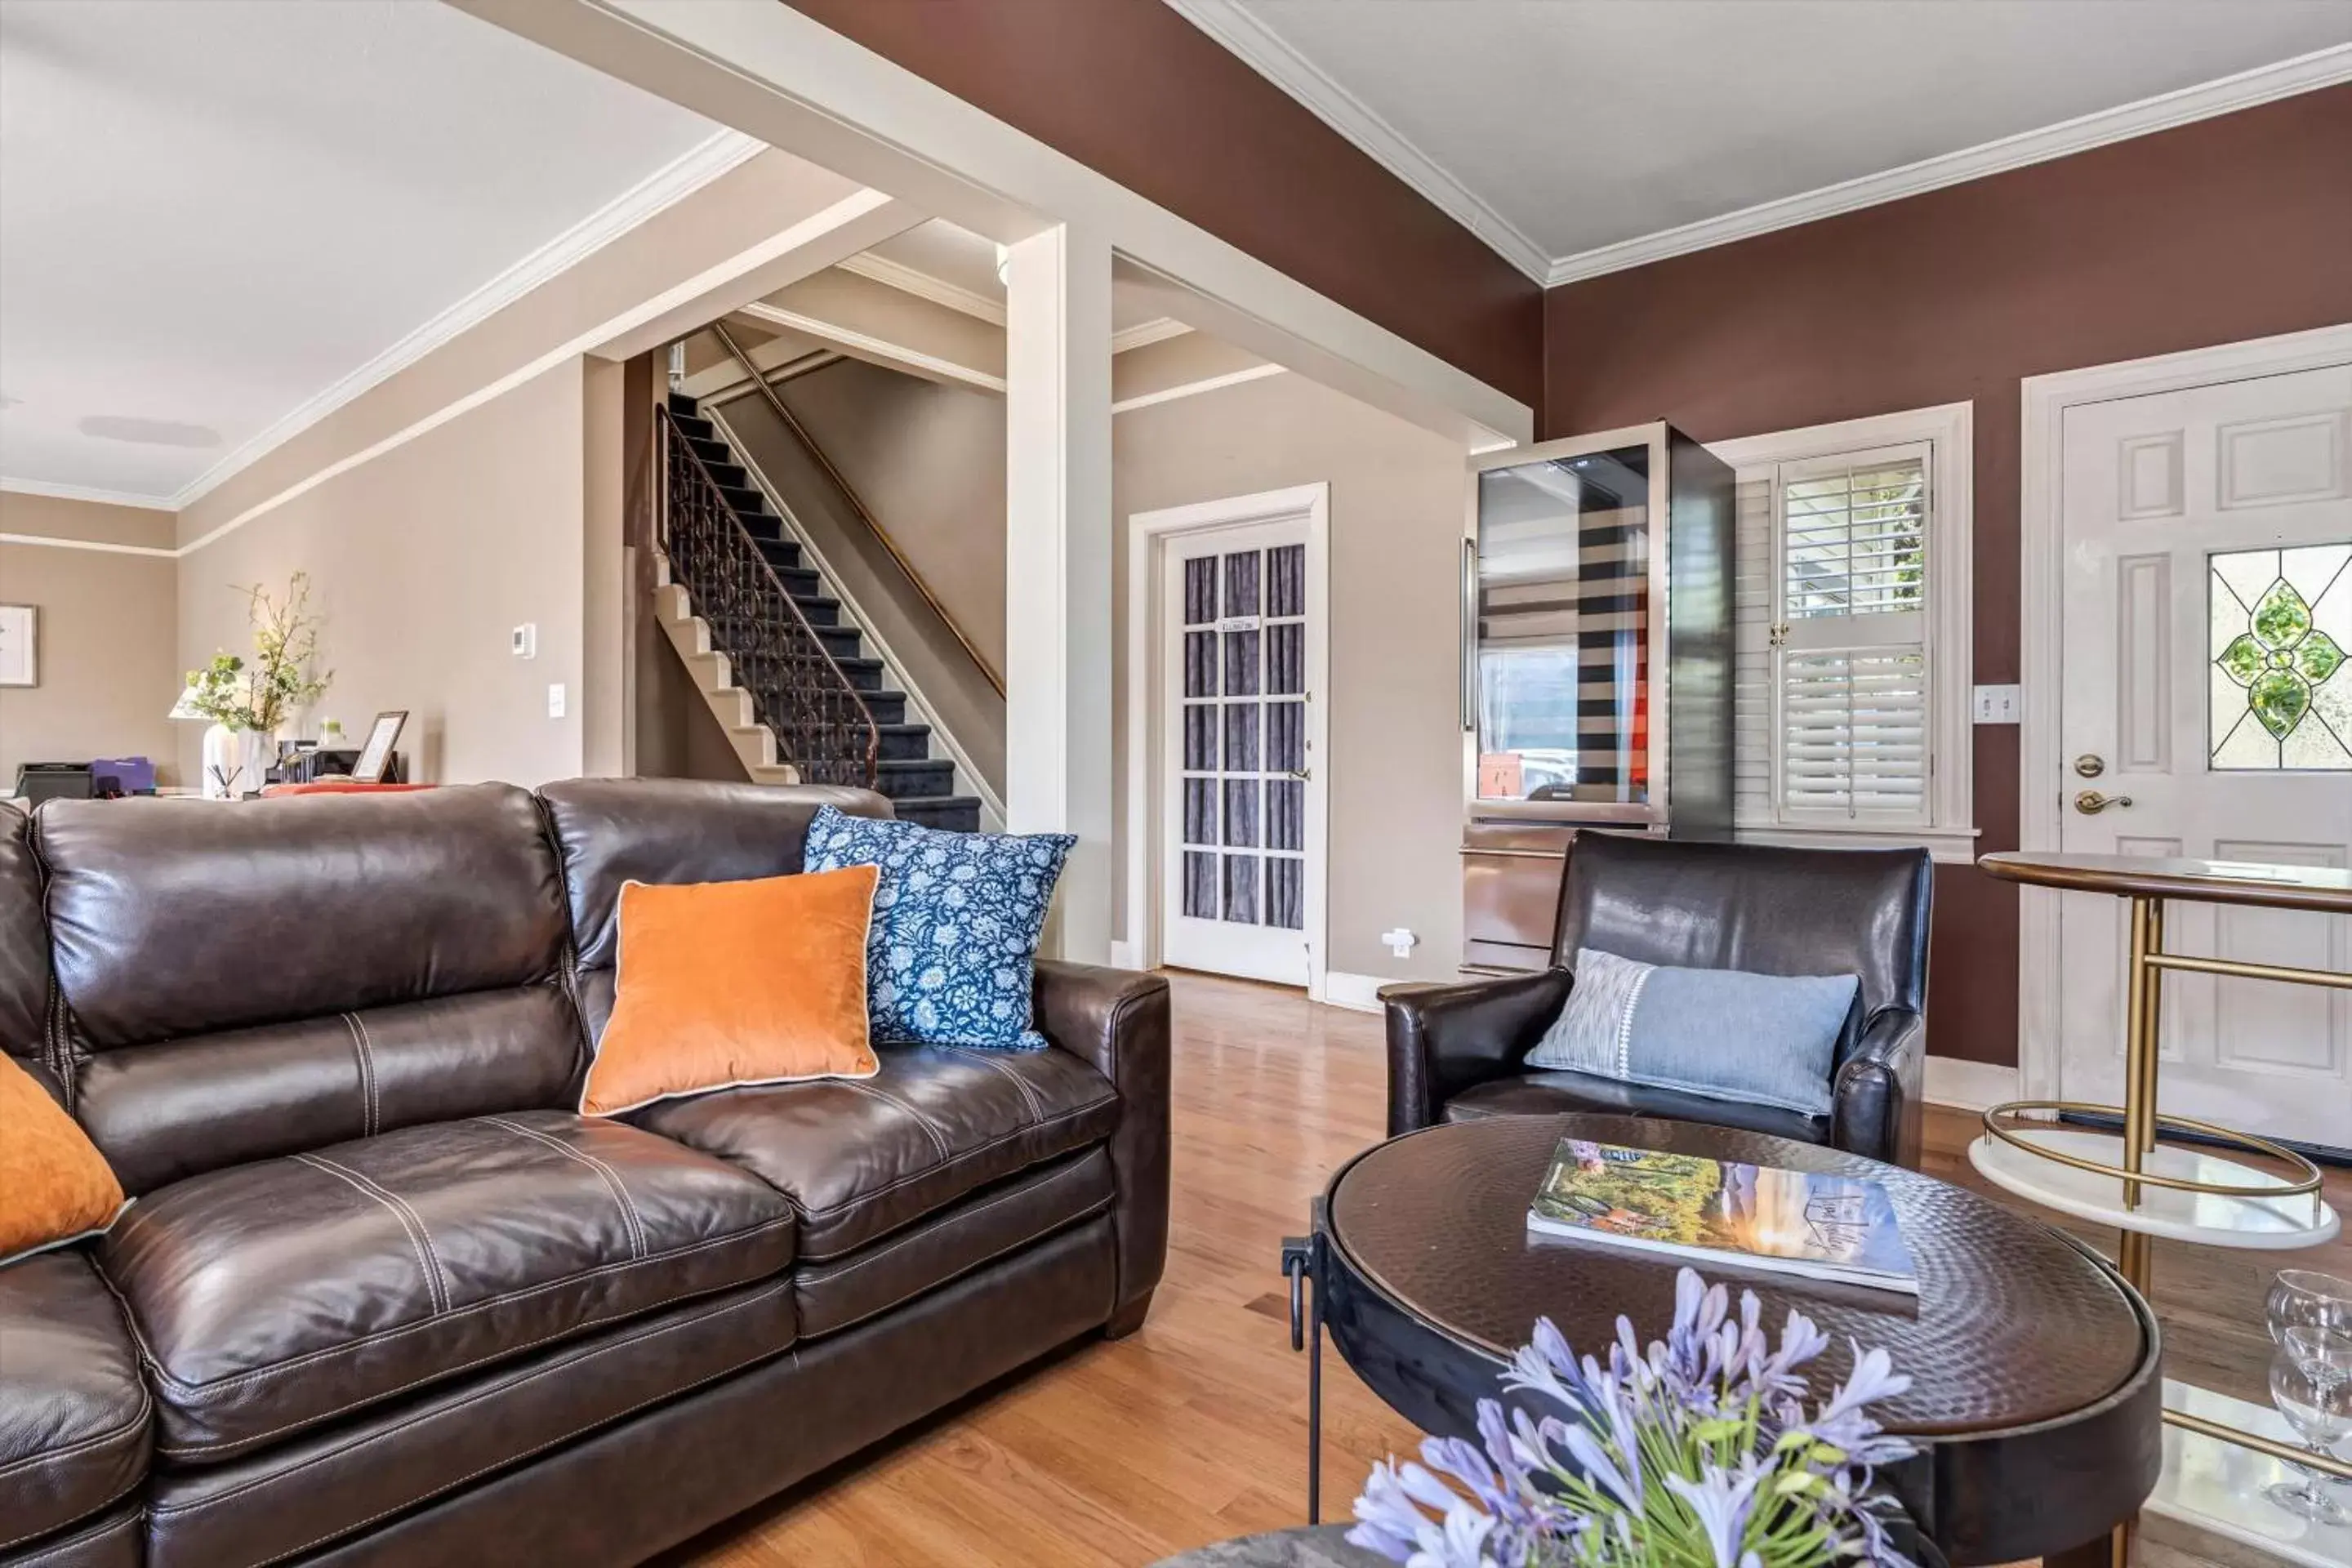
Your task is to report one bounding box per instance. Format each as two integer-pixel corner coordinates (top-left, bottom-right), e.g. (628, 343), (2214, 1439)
(1004, 225), (1115, 963)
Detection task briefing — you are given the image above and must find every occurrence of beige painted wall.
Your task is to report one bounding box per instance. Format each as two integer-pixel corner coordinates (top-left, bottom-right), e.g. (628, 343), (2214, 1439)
(176, 363), (590, 786)
(0, 493), (181, 789)
(1112, 367), (1467, 982)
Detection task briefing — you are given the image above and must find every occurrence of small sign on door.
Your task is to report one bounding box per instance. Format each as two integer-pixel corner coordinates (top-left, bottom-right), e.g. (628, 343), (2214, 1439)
(1218, 615), (1261, 633)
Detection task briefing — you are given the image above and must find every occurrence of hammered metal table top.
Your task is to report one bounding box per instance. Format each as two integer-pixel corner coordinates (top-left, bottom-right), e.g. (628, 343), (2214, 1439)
(1325, 1115), (2148, 1438)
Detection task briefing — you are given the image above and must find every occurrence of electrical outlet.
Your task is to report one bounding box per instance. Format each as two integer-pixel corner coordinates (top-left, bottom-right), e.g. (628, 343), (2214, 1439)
(1380, 928), (1418, 959)
(546, 683), (567, 719)
(1972, 684), (2020, 724)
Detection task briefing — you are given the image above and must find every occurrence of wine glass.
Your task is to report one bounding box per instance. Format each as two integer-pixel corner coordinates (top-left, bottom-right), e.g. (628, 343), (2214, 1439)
(2267, 1343), (2352, 1523)
(2267, 1270), (2352, 1347)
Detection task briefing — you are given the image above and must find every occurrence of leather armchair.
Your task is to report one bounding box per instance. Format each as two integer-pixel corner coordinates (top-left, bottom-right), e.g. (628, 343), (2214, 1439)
(1385, 834), (1932, 1168)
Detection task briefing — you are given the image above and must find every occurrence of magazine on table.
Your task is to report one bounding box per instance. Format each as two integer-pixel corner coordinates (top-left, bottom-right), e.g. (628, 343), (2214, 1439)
(1526, 1138), (1919, 1295)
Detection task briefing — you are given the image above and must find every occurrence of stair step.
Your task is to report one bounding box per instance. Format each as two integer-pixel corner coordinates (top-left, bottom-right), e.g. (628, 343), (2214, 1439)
(875, 723), (933, 762)
(872, 759), (956, 801)
(670, 412), (715, 443)
(666, 392), (699, 416)
(768, 564), (822, 597)
(830, 657), (885, 693)
(813, 623), (863, 661)
(862, 690), (908, 727)
(703, 459), (748, 490)
(891, 796), (984, 833)
(752, 537), (805, 572)
(688, 435), (733, 467)
(719, 483), (769, 519)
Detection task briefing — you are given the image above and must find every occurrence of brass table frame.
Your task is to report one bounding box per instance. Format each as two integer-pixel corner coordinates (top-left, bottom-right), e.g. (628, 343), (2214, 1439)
(1979, 852), (2352, 1499)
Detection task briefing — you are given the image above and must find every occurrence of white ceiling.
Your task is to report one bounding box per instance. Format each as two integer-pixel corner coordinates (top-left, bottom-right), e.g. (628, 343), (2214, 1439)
(1173, 0), (2352, 282)
(0, 0), (728, 505)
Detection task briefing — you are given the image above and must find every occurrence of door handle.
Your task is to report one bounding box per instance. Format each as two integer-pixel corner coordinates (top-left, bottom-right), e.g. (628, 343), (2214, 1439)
(2074, 789), (2133, 814)
(1285, 768), (1312, 782)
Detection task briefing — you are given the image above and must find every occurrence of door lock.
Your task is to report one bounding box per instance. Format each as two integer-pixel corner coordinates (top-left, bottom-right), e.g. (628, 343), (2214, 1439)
(2074, 789), (2133, 815)
(2074, 754), (2106, 778)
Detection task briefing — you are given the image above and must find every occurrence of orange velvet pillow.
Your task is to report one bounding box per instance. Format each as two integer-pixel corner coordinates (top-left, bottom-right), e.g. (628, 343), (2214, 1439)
(0, 1053), (129, 1265)
(581, 865), (881, 1116)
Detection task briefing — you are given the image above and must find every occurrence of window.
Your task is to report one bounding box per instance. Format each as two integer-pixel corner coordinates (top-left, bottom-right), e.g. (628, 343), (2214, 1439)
(1717, 406), (1975, 860)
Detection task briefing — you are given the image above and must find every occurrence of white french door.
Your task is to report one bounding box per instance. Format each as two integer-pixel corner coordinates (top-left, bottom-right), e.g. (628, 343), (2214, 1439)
(1155, 511), (1325, 987)
(2056, 360), (2352, 1150)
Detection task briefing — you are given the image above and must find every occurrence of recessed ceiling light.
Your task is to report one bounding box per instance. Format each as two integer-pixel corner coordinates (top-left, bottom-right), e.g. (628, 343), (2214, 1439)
(76, 415), (222, 448)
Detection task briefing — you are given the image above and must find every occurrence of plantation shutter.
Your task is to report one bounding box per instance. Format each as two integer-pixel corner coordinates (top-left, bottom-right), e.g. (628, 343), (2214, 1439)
(1769, 444), (1932, 826)
(1731, 477), (1777, 823)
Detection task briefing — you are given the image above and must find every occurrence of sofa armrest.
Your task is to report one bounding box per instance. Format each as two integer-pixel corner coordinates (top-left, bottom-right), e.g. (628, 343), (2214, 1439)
(1832, 1006), (1927, 1169)
(1033, 960), (1170, 1332)
(1381, 969), (1572, 1137)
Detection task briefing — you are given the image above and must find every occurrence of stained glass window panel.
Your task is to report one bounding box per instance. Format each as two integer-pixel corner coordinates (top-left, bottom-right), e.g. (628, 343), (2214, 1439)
(2208, 542), (2351, 771)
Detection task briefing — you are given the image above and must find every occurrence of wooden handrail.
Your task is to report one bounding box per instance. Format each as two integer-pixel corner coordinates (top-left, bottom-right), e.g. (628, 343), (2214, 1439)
(707, 320), (1007, 699)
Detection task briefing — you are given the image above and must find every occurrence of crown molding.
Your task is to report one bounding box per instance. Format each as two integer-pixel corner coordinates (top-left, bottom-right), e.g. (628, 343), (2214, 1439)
(1111, 318), (1192, 354)
(0, 475), (178, 511)
(1545, 43), (2352, 285)
(835, 251), (1006, 325)
(163, 127), (767, 510)
(1164, 2), (2352, 292)
(1163, 0), (1552, 284)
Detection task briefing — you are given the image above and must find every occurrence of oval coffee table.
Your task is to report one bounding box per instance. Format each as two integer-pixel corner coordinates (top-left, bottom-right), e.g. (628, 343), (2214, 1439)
(1294, 1115), (2163, 1567)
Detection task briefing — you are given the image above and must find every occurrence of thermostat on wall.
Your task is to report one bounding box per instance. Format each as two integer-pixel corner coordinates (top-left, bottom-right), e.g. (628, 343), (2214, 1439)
(511, 623), (537, 660)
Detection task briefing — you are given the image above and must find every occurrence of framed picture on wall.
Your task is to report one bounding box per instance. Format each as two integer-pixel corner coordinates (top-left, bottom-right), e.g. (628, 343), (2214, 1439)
(0, 605), (35, 687)
(351, 710), (408, 782)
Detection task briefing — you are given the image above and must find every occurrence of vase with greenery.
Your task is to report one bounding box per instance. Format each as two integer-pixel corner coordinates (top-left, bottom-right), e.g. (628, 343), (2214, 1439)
(1348, 1268), (1931, 1568)
(181, 573), (332, 737)
(181, 574), (332, 797)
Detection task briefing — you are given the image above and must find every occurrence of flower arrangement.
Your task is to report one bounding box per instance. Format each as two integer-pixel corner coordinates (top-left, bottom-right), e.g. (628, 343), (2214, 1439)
(1349, 1269), (1922, 1568)
(181, 573), (332, 733)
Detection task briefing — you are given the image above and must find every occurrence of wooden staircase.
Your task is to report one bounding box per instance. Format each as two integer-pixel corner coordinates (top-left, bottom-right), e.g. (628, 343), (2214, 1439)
(655, 394), (982, 831)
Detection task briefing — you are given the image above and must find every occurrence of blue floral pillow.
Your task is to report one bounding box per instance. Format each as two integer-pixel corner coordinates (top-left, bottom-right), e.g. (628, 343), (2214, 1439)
(802, 805), (1074, 1051)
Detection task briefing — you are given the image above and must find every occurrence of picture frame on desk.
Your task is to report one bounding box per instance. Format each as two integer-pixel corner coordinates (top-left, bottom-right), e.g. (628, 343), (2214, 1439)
(0, 604), (36, 687)
(350, 710), (408, 783)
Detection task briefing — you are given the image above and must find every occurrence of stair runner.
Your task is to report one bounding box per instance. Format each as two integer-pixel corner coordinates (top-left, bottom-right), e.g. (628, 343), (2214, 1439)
(666, 393), (982, 832)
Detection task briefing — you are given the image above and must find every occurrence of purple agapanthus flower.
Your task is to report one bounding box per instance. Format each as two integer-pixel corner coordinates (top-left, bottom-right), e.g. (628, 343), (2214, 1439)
(1348, 1267), (1920, 1568)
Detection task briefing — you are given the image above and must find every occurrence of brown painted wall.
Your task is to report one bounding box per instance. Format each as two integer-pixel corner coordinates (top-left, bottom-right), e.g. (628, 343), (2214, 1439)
(780, 0), (1544, 412)
(1544, 87), (2352, 1067)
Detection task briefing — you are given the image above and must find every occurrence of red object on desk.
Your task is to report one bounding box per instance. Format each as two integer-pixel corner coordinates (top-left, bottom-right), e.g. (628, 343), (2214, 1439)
(258, 782), (436, 798)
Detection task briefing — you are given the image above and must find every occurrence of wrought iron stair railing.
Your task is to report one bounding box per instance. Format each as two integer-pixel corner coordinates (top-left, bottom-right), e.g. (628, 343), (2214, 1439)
(657, 405), (878, 788)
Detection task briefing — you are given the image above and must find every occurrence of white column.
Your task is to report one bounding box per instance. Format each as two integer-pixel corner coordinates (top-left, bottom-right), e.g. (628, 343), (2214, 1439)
(1004, 225), (1114, 963)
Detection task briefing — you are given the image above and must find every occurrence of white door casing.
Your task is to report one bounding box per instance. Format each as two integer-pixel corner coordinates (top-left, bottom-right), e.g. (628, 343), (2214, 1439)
(1125, 484), (1330, 995)
(2039, 348), (2352, 1149)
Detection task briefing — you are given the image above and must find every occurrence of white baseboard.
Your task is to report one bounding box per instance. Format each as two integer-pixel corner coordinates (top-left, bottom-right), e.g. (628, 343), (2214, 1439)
(1320, 971), (1388, 1014)
(1924, 1055), (2019, 1112)
(1107, 940), (1143, 971)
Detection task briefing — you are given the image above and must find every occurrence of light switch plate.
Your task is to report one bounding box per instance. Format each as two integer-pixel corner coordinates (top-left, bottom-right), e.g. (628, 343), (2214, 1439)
(1972, 684), (2020, 724)
(546, 683), (567, 719)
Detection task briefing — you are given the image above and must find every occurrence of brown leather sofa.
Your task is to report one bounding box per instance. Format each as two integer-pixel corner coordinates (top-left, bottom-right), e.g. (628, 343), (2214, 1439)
(0, 780), (1170, 1568)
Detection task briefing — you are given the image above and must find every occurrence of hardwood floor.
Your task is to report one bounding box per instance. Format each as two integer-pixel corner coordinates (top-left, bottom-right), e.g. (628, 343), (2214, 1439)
(675, 972), (2349, 1567)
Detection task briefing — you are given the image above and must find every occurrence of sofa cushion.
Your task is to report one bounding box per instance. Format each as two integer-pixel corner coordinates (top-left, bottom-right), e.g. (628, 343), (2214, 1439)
(1441, 1070), (1831, 1145)
(633, 1045), (1120, 1262)
(0, 1499), (144, 1568)
(100, 1111), (795, 1463)
(144, 1276), (795, 1568)
(0, 1254), (150, 1557)
(37, 786), (585, 1191)
(0, 804), (49, 1063)
(795, 1146), (1113, 1339)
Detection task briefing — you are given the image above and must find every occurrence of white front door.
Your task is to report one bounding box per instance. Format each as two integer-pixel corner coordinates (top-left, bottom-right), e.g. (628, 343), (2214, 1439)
(2057, 361), (2352, 1151)
(1158, 516), (1321, 986)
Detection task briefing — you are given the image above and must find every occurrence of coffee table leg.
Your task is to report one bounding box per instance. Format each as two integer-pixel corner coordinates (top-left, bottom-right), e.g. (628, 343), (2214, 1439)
(1281, 1231), (1325, 1526)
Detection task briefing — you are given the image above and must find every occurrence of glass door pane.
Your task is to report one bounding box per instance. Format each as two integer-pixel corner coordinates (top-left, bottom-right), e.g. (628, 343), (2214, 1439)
(1474, 443), (1652, 806)
(1177, 541), (1307, 932)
